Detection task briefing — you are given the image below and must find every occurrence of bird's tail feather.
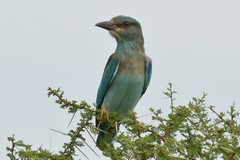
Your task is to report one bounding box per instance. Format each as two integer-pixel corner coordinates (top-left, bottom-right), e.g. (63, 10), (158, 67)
(96, 122), (117, 151)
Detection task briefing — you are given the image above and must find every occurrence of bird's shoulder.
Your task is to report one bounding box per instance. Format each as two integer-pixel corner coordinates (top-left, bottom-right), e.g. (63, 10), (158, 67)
(144, 54), (152, 63)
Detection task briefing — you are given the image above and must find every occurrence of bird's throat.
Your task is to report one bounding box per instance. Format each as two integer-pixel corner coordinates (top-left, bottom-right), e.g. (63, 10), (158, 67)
(115, 40), (144, 55)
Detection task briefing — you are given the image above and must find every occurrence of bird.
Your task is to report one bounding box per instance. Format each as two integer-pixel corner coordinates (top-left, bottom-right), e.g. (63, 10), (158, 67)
(95, 15), (152, 151)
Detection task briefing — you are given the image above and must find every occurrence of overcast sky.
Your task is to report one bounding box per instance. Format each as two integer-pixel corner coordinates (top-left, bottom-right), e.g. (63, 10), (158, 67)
(1, 0), (240, 159)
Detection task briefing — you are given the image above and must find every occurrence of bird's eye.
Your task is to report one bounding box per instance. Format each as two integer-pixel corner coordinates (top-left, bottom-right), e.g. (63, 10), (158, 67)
(123, 22), (130, 27)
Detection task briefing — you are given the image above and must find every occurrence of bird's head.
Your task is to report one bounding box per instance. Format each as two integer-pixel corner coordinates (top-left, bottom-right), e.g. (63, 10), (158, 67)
(96, 15), (144, 44)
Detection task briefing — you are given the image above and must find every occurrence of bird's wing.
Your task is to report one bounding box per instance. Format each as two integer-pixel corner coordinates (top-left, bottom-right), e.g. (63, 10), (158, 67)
(96, 54), (120, 109)
(142, 57), (152, 96)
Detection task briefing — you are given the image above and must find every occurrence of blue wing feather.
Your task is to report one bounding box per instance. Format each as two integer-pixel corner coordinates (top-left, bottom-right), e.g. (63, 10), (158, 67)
(96, 54), (120, 109)
(142, 58), (152, 96)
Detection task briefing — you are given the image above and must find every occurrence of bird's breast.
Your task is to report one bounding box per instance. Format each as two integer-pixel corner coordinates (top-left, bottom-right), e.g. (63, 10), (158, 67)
(118, 54), (145, 74)
(102, 54), (146, 116)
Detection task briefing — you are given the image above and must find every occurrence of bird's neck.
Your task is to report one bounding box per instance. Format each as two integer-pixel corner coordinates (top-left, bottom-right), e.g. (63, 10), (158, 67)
(115, 39), (145, 56)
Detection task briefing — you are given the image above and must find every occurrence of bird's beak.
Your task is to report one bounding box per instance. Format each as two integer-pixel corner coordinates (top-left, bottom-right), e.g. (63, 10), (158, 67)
(95, 21), (115, 30)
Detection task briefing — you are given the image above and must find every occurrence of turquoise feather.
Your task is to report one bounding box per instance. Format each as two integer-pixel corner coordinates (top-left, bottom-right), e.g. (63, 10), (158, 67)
(95, 15), (152, 151)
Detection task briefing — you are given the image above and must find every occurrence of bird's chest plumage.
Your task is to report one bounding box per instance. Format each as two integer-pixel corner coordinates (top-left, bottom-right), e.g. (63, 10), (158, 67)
(103, 55), (145, 116)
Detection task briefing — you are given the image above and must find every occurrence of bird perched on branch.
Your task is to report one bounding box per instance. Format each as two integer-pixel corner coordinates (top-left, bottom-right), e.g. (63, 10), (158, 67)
(95, 15), (152, 151)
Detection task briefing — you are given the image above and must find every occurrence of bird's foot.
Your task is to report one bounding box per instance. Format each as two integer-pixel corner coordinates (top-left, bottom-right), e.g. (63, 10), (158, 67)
(100, 107), (109, 121)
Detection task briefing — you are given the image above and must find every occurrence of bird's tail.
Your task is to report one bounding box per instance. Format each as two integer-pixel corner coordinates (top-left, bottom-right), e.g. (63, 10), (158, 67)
(96, 122), (117, 151)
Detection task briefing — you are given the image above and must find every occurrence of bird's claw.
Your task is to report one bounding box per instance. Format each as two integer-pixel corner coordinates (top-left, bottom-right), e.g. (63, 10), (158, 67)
(100, 107), (109, 121)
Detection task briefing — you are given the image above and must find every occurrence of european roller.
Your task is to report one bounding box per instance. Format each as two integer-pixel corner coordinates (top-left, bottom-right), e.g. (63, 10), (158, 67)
(95, 15), (152, 151)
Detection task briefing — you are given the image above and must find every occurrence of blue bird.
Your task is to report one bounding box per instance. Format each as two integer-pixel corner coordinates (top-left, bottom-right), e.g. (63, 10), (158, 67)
(95, 15), (152, 151)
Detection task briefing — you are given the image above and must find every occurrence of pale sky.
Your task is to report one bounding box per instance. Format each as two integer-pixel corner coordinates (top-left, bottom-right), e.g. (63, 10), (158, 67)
(1, 1), (240, 159)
